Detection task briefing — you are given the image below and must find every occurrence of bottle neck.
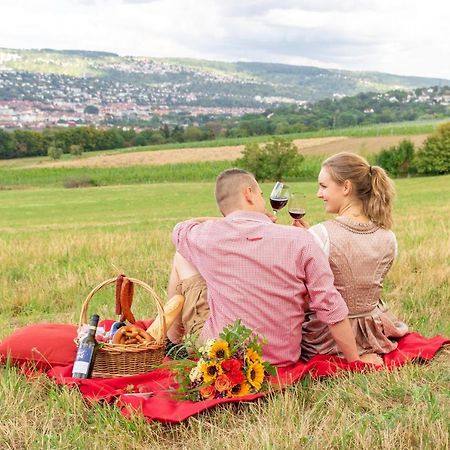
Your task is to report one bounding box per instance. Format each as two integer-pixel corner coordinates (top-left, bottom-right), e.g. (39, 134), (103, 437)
(87, 315), (99, 338)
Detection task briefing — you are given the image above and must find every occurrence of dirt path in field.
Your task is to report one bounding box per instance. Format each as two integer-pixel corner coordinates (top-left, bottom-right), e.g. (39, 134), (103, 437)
(37, 134), (428, 169)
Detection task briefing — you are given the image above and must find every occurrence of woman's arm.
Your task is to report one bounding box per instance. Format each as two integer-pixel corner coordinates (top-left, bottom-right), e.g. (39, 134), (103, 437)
(327, 318), (360, 363)
(308, 223), (330, 258)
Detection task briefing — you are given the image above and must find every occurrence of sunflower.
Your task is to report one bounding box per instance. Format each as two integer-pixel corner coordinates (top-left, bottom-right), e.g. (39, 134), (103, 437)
(246, 361), (265, 391)
(245, 348), (260, 364)
(228, 381), (251, 397)
(208, 340), (230, 360)
(200, 361), (223, 383)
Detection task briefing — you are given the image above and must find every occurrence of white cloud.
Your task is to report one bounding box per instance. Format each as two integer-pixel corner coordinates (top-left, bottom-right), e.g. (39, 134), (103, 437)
(0, 0), (449, 79)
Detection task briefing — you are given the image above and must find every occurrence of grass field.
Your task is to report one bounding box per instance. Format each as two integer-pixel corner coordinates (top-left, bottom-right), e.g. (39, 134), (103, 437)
(0, 174), (449, 449)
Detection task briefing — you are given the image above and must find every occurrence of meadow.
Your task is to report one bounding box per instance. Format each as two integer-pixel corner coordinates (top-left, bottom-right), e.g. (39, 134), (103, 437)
(0, 171), (449, 449)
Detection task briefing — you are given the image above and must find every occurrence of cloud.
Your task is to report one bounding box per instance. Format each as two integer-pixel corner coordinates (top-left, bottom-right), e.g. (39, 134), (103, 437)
(122, 0), (159, 3)
(0, 0), (449, 79)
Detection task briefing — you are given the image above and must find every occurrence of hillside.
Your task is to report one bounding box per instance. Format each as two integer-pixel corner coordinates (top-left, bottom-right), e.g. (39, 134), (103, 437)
(1, 48), (449, 105)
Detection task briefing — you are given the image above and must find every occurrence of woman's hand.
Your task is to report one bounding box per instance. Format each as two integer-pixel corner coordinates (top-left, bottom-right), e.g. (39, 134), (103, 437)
(360, 353), (384, 366)
(292, 218), (310, 228)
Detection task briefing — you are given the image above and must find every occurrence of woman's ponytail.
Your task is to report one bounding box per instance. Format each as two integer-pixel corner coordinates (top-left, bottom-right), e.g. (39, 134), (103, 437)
(322, 153), (395, 229)
(365, 165), (395, 229)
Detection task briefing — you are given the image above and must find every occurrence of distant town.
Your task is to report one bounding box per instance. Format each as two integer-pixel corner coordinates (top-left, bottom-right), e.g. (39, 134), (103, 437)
(0, 70), (266, 130)
(2, 69), (449, 131)
(1, 49), (449, 131)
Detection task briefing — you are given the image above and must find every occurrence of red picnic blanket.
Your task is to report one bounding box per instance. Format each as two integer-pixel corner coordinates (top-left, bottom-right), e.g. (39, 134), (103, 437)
(46, 332), (448, 424)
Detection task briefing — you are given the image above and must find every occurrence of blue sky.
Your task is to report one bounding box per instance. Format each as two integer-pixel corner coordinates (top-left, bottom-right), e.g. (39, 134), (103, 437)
(1, 0), (449, 79)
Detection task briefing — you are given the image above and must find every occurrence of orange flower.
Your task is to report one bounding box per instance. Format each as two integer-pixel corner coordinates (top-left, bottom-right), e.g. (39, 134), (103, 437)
(199, 384), (216, 400)
(214, 374), (232, 393)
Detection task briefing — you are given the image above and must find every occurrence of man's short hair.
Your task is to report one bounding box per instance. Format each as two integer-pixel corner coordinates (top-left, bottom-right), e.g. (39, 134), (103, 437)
(215, 168), (257, 214)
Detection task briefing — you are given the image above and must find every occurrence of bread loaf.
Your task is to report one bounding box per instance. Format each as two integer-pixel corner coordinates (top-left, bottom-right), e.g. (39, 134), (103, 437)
(147, 294), (185, 341)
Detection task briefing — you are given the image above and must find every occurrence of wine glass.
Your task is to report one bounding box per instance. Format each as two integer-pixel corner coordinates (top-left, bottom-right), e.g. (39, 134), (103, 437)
(288, 192), (306, 220)
(269, 182), (290, 215)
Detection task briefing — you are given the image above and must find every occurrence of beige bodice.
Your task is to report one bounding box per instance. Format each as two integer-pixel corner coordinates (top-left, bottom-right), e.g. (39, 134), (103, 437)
(323, 217), (396, 315)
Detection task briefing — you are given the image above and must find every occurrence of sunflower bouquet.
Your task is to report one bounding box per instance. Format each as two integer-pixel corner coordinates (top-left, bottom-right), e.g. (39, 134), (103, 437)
(167, 319), (277, 401)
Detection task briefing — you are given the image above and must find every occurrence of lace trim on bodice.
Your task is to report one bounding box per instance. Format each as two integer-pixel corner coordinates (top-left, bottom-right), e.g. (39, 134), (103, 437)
(333, 216), (379, 234)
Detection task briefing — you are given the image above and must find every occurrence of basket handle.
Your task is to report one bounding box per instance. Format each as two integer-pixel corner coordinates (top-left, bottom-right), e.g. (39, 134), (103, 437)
(78, 277), (167, 346)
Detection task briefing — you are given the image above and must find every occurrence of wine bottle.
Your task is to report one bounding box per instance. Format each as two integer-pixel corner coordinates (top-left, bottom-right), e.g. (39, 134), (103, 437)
(72, 314), (100, 379)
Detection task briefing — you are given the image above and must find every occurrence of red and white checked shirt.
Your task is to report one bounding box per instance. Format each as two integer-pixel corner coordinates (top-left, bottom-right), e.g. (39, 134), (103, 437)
(172, 211), (348, 366)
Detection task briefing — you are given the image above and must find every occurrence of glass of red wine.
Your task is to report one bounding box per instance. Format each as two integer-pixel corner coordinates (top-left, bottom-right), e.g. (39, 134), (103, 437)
(269, 182), (290, 215)
(288, 192), (306, 220)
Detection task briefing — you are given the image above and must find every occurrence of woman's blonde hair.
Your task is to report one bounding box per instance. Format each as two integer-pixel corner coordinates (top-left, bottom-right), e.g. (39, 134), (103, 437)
(322, 152), (395, 229)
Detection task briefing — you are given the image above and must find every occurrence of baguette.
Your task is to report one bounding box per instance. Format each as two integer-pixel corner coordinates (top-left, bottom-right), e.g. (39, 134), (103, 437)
(147, 294), (185, 341)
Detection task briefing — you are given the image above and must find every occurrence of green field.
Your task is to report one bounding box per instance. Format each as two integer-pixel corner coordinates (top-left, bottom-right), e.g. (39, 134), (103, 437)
(0, 174), (449, 449)
(0, 157), (332, 189)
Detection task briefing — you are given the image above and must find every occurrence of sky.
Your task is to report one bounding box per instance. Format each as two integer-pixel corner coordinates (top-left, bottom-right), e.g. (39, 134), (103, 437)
(1, 0), (449, 80)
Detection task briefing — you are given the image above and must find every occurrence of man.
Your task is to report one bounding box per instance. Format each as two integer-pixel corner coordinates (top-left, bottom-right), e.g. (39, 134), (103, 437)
(167, 168), (360, 366)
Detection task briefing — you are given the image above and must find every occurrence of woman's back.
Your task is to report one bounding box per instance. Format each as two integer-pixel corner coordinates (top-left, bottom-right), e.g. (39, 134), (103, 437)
(320, 217), (396, 314)
(302, 216), (408, 359)
(300, 151), (408, 361)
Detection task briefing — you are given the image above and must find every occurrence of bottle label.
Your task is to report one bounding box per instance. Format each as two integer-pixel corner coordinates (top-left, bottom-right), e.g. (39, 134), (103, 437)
(72, 343), (95, 376)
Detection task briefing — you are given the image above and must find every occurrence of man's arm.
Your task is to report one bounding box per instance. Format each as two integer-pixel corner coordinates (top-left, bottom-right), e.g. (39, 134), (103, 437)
(300, 232), (360, 363)
(328, 318), (359, 362)
(172, 218), (220, 266)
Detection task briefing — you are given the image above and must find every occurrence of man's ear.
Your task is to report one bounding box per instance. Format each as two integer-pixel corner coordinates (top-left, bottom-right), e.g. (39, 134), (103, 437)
(243, 186), (254, 204)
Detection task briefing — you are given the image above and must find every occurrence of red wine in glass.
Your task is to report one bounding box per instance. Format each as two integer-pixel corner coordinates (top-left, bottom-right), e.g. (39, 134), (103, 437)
(269, 182), (290, 214)
(270, 197), (289, 211)
(288, 192), (306, 220)
(289, 209), (306, 219)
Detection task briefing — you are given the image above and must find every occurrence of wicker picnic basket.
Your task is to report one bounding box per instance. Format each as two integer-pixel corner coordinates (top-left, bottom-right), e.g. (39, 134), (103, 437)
(77, 277), (167, 378)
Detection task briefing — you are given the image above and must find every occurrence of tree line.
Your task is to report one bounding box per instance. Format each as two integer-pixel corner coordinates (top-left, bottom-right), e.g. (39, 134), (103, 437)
(0, 87), (449, 160)
(0, 125), (214, 159)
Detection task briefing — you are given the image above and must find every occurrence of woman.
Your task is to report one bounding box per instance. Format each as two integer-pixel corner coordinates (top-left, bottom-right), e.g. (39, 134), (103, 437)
(298, 152), (408, 364)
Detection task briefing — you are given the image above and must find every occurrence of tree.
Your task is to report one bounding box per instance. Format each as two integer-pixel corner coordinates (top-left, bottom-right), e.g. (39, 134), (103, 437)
(184, 126), (208, 142)
(375, 140), (415, 177)
(13, 130), (46, 157)
(160, 124), (171, 140)
(133, 129), (165, 146)
(235, 138), (304, 181)
(84, 105), (99, 115)
(69, 144), (83, 156)
(205, 121), (223, 139)
(47, 146), (63, 160)
(414, 122), (450, 175)
(0, 130), (16, 158)
(171, 125), (185, 143)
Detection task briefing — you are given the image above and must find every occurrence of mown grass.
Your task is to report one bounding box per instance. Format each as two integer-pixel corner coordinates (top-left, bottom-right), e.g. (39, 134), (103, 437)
(0, 176), (449, 449)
